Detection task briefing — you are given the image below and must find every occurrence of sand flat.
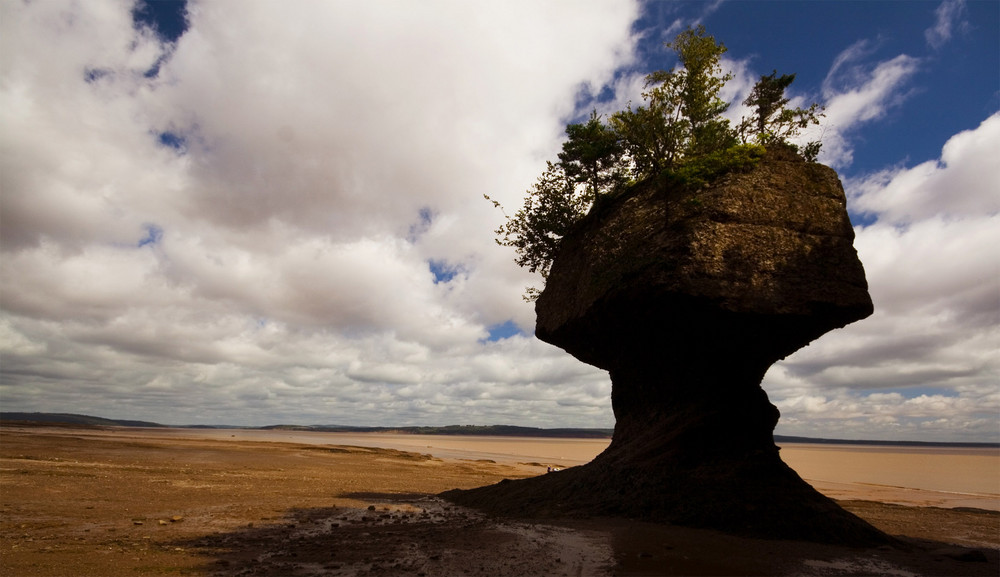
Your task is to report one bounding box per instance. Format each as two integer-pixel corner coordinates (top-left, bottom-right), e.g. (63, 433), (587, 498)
(148, 427), (610, 467)
(128, 427), (1000, 511)
(1, 425), (997, 576)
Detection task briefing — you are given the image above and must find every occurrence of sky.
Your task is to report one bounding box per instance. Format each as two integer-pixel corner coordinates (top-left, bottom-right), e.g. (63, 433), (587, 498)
(1, 0), (997, 442)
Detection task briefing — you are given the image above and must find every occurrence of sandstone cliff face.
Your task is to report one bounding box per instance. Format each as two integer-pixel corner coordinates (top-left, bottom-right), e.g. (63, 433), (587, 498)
(444, 151), (885, 545)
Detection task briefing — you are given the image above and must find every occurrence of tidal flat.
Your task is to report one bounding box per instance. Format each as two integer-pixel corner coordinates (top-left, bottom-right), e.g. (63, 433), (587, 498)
(1, 425), (997, 576)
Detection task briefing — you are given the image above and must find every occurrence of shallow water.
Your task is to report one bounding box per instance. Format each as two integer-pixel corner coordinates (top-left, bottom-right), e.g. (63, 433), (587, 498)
(125, 428), (1000, 510)
(779, 443), (1000, 510)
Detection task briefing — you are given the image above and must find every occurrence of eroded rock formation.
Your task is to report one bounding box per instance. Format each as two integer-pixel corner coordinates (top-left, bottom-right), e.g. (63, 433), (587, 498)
(443, 149), (887, 544)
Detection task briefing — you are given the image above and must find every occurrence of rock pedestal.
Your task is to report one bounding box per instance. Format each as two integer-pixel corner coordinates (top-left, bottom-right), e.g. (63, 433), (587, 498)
(443, 151), (887, 544)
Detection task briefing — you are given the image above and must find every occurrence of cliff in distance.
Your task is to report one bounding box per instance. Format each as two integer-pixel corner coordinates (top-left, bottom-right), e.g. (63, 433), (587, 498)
(444, 147), (888, 545)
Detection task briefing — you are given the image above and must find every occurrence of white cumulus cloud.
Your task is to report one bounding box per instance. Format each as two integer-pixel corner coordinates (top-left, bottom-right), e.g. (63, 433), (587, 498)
(0, 0), (635, 427)
(812, 41), (921, 168)
(767, 113), (1000, 442)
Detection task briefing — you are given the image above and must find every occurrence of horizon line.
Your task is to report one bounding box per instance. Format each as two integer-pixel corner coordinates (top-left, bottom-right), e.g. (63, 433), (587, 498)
(2, 412), (998, 448)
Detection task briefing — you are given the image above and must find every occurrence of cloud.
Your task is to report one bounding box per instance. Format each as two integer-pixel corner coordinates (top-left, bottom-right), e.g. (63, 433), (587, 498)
(0, 0), (637, 426)
(771, 386), (998, 442)
(765, 112), (1000, 442)
(0, 313), (613, 426)
(717, 56), (761, 126)
(809, 41), (921, 168)
(925, 0), (967, 49)
(849, 113), (1000, 223)
(692, 0), (725, 26)
(0, 0), (176, 251)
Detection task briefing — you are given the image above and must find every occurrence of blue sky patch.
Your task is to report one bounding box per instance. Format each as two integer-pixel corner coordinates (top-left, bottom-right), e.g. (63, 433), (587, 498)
(485, 320), (524, 342)
(84, 68), (112, 83)
(138, 224), (163, 248)
(158, 131), (187, 152)
(428, 259), (460, 284)
(132, 0), (188, 43)
(408, 207), (435, 242)
(144, 57), (167, 79)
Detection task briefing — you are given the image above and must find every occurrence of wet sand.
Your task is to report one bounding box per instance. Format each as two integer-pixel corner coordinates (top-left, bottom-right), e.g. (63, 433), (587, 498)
(1, 425), (997, 576)
(158, 428), (1000, 511)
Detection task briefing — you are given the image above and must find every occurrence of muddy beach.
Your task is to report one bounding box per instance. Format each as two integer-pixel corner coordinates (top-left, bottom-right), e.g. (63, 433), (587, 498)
(1, 425), (997, 576)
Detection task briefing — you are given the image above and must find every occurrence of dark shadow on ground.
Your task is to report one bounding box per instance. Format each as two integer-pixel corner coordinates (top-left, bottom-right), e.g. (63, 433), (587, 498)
(173, 494), (998, 577)
(173, 493), (613, 577)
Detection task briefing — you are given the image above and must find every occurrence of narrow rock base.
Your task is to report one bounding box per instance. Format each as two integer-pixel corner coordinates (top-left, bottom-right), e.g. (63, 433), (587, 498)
(442, 447), (889, 546)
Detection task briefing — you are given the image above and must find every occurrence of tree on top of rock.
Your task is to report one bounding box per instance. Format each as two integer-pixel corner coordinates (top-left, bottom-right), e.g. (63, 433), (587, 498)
(737, 71), (824, 159)
(611, 25), (735, 177)
(558, 110), (628, 203)
(488, 26), (824, 298)
(668, 25), (736, 158)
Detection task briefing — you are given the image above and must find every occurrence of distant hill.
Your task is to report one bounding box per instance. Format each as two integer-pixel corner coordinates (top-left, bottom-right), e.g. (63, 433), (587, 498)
(0, 412), (165, 428)
(260, 423), (615, 439)
(773, 435), (999, 449)
(0, 413), (610, 437)
(2, 413), (996, 447)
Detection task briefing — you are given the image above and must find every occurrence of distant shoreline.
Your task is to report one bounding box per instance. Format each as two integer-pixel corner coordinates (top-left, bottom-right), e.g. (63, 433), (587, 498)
(773, 434), (1000, 449)
(2, 411), (997, 448)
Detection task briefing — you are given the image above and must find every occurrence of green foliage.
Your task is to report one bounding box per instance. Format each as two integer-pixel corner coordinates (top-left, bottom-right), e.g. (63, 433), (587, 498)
(489, 27), (825, 298)
(609, 95), (685, 178)
(486, 161), (588, 282)
(668, 25), (735, 157)
(740, 71), (794, 137)
(800, 141), (822, 162)
(672, 143), (766, 189)
(737, 70), (824, 159)
(558, 110), (628, 201)
(609, 25), (734, 178)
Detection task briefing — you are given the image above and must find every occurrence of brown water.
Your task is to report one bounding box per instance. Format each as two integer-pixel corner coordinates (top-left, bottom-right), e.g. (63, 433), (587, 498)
(130, 428), (1000, 511)
(779, 443), (1000, 511)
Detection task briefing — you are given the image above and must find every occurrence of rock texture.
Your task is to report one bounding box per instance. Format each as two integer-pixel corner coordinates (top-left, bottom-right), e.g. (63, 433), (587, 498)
(443, 149), (888, 545)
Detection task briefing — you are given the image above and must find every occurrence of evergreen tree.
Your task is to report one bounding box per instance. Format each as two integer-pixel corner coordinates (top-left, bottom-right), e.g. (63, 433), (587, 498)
(611, 25), (734, 178)
(486, 161), (587, 292)
(668, 25), (735, 157)
(737, 71), (824, 159)
(488, 27), (825, 298)
(558, 110), (627, 201)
